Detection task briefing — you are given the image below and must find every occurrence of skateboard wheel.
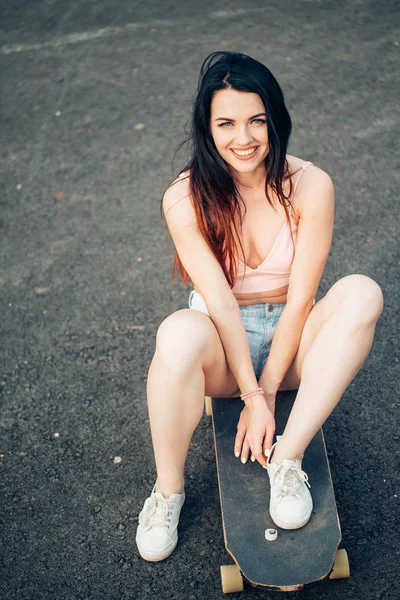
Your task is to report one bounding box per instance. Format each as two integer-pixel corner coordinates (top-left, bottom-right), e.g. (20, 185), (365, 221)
(329, 548), (350, 579)
(265, 528), (278, 541)
(220, 565), (244, 593)
(205, 396), (213, 417)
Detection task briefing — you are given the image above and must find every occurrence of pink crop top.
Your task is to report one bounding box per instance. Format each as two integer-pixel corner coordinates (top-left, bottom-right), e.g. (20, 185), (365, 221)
(230, 161), (313, 295)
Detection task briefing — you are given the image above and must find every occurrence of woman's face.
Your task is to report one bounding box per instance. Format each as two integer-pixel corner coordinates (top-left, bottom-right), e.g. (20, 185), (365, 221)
(209, 88), (269, 180)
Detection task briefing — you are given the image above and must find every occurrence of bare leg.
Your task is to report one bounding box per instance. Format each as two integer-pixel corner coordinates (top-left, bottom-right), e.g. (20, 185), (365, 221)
(272, 275), (384, 464)
(147, 352), (205, 497)
(146, 309), (239, 498)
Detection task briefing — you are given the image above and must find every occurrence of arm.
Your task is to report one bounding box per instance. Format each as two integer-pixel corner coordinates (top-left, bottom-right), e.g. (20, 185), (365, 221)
(162, 179), (259, 395)
(259, 167), (335, 404)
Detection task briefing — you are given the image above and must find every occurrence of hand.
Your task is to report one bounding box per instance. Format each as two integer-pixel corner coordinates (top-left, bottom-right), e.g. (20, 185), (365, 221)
(234, 395), (276, 468)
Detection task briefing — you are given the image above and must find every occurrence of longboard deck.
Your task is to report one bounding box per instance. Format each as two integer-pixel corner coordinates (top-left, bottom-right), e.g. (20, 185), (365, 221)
(211, 391), (341, 590)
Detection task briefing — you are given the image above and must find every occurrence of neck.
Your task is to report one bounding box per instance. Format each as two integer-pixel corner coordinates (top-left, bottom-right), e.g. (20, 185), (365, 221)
(231, 164), (267, 191)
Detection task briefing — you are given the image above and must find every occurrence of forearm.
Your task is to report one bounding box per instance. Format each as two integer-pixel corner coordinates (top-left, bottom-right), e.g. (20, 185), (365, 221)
(208, 304), (258, 394)
(260, 302), (313, 393)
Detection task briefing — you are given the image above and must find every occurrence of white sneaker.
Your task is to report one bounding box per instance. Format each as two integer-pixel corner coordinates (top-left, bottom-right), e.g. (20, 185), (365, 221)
(266, 441), (313, 529)
(136, 484), (185, 561)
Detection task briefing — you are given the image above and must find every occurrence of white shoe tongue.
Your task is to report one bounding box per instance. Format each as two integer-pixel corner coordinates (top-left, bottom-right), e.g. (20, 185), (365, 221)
(154, 490), (178, 502)
(145, 496), (170, 526)
(282, 458), (301, 467)
(154, 491), (168, 500)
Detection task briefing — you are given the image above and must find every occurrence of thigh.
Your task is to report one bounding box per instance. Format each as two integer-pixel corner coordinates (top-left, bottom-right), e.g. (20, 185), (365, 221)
(278, 275), (371, 391)
(157, 308), (241, 398)
(278, 273), (383, 391)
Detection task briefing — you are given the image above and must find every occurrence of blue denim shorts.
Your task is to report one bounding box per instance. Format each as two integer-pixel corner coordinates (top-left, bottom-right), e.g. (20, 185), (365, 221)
(188, 289), (286, 380)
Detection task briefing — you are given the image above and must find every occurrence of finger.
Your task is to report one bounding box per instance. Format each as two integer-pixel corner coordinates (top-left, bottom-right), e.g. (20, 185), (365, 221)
(263, 425), (276, 458)
(251, 438), (267, 468)
(241, 438), (251, 464)
(234, 425), (246, 458)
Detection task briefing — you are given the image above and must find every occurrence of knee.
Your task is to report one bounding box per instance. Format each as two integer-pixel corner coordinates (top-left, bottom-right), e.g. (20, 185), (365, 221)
(155, 310), (211, 368)
(333, 274), (384, 326)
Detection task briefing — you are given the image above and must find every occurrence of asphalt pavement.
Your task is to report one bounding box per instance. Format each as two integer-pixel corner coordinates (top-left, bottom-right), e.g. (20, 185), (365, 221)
(1, 1), (399, 599)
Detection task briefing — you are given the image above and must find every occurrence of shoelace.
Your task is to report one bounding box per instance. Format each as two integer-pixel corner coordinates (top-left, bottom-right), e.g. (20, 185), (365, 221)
(276, 463), (311, 499)
(141, 495), (173, 530)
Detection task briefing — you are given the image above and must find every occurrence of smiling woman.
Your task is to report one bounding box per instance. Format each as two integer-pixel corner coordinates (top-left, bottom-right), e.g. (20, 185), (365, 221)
(165, 53), (299, 305)
(135, 51), (384, 562)
(213, 103), (269, 164)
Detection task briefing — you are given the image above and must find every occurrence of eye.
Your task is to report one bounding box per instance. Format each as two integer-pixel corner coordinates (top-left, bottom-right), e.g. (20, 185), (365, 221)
(218, 119), (267, 127)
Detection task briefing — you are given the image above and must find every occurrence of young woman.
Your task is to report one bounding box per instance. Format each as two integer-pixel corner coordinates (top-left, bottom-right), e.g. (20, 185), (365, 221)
(135, 51), (384, 562)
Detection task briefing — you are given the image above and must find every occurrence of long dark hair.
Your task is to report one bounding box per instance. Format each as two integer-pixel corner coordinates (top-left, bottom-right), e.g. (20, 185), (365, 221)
(161, 51), (297, 287)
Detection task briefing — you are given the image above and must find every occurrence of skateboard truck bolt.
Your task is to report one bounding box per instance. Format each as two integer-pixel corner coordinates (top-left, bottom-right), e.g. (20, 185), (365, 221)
(265, 528), (278, 541)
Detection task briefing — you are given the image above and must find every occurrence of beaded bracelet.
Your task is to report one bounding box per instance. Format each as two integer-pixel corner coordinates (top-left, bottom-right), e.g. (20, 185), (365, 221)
(240, 387), (265, 401)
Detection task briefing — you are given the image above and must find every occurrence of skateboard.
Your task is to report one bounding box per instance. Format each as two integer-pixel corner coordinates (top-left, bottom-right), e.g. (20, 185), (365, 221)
(204, 391), (350, 593)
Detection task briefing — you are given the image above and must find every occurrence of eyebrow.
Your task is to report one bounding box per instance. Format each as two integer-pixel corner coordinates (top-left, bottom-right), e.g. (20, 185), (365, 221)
(215, 112), (267, 121)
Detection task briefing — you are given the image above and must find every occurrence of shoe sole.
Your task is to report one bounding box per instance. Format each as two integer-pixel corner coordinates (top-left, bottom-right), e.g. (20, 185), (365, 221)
(137, 539), (177, 562)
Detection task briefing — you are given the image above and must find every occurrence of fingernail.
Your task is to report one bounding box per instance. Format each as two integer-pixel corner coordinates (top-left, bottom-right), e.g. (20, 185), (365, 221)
(251, 455), (256, 462)
(241, 456), (247, 464)
(235, 451), (240, 458)
(264, 448), (271, 457)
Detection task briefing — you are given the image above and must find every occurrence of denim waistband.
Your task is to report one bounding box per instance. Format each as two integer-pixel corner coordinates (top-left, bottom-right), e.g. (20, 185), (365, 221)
(189, 289), (315, 319)
(189, 288), (286, 318)
(238, 301), (286, 317)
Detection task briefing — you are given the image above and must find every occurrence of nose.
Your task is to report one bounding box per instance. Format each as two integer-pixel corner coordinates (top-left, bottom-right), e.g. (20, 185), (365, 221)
(234, 125), (254, 146)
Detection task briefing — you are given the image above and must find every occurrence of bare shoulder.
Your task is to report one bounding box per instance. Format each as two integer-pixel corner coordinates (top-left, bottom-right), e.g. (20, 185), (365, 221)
(287, 154), (333, 185)
(287, 155), (334, 217)
(162, 170), (196, 227)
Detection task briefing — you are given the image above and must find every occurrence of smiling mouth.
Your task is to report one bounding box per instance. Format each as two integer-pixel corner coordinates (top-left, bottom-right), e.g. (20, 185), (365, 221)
(231, 146), (259, 157)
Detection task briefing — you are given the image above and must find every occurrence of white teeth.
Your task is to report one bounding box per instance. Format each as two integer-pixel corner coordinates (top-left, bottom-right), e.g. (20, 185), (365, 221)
(232, 147), (257, 156)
